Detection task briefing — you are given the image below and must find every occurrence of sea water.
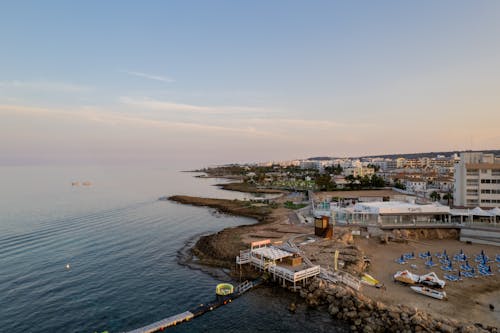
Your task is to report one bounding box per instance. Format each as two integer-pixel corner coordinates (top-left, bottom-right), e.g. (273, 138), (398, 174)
(0, 166), (347, 332)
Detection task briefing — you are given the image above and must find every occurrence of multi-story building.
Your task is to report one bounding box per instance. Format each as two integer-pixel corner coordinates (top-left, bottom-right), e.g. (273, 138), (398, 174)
(386, 157), (406, 170)
(454, 152), (500, 207)
(403, 179), (427, 193)
(343, 166), (375, 178)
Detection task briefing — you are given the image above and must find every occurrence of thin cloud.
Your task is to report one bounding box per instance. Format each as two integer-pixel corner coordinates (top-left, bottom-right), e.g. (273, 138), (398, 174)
(122, 71), (175, 83)
(0, 104), (280, 138)
(119, 97), (268, 114)
(248, 117), (374, 129)
(0, 80), (91, 92)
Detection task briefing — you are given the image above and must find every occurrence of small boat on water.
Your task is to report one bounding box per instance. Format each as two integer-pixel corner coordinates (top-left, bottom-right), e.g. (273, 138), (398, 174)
(410, 286), (447, 300)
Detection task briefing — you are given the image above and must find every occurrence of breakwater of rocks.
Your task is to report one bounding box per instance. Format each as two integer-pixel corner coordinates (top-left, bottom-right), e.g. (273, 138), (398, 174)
(298, 278), (498, 333)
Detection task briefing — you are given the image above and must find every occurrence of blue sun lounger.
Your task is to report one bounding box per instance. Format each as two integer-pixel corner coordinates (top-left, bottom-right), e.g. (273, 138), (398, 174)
(419, 251), (431, 259)
(425, 259), (437, 267)
(478, 266), (493, 276)
(435, 249), (447, 259)
(441, 263), (454, 272)
(403, 252), (415, 260)
(439, 258), (451, 265)
(462, 270), (476, 278)
(460, 261), (473, 271)
(444, 273), (461, 282)
(395, 255), (407, 264)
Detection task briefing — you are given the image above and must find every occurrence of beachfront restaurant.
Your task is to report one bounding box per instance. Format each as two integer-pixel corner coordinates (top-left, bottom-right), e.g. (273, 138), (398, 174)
(333, 201), (451, 226)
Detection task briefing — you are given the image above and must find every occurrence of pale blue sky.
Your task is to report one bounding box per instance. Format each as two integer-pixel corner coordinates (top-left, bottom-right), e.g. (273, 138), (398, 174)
(1, 1), (499, 167)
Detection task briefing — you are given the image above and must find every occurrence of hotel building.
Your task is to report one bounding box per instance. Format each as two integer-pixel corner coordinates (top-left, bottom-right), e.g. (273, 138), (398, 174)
(454, 152), (500, 207)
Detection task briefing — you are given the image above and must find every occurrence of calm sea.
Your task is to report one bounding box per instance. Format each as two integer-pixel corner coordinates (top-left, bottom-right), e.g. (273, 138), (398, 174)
(0, 166), (347, 333)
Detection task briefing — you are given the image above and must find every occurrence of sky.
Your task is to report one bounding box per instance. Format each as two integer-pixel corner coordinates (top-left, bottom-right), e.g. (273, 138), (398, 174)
(1, 1), (499, 168)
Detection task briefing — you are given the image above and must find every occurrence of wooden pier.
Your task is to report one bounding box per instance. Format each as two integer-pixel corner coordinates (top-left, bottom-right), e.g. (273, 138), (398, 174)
(124, 280), (257, 333)
(236, 239), (321, 290)
(126, 311), (194, 333)
(237, 238), (361, 291)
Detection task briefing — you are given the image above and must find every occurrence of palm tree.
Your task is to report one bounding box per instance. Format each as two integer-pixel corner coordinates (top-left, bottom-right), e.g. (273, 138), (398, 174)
(430, 191), (441, 202)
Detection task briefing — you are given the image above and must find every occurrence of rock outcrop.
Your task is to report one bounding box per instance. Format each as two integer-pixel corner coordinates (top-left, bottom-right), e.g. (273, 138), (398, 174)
(298, 278), (498, 333)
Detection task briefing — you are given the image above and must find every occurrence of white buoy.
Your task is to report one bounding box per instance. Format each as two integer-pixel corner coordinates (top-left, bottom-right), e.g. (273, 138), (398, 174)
(65, 263), (71, 270)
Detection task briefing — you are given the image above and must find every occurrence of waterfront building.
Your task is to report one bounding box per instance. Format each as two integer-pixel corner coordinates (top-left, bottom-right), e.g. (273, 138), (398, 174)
(333, 201), (451, 225)
(454, 152), (500, 207)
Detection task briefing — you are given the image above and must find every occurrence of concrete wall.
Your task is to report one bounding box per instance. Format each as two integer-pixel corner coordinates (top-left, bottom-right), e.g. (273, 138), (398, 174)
(460, 227), (500, 246)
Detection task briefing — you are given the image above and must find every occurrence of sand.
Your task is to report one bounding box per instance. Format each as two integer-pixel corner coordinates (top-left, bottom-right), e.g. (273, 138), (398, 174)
(351, 237), (499, 327)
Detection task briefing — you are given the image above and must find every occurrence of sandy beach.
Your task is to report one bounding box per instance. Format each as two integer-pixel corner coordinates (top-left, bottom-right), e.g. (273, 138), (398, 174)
(300, 235), (500, 327)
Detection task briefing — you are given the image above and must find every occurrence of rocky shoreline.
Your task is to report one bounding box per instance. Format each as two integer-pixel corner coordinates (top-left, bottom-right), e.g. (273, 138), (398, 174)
(168, 195), (278, 271)
(169, 194), (498, 332)
(300, 277), (497, 333)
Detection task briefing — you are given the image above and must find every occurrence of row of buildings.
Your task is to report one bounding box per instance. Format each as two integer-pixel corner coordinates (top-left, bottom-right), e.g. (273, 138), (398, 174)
(259, 151), (500, 209)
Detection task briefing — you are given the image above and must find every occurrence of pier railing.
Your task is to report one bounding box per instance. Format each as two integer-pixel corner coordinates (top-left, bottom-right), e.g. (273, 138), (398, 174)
(236, 249), (251, 265)
(320, 267), (361, 291)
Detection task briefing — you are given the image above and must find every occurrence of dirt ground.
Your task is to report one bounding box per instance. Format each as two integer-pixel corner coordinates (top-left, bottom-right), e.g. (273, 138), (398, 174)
(352, 237), (499, 327)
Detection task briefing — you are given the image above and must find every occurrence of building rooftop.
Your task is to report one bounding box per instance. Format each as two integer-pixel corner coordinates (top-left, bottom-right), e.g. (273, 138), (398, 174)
(252, 246), (293, 260)
(352, 201), (450, 215)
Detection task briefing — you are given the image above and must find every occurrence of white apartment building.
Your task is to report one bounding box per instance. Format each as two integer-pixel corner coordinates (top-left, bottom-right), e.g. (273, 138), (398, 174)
(454, 152), (500, 207)
(386, 158), (406, 170)
(404, 179), (427, 193)
(343, 166), (375, 178)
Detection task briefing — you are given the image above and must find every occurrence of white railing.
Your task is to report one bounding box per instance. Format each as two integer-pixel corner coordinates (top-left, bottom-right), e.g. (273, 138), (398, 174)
(236, 280), (253, 294)
(320, 267), (361, 291)
(269, 264), (320, 283)
(236, 249), (251, 264)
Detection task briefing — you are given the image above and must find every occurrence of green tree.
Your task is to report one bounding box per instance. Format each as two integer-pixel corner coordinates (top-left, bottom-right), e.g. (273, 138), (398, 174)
(430, 191), (441, 202)
(360, 175), (371, 187)
(443, 192), (453, 205)
(315, 174), (336, 191)
(394, 180), (406, 190)
(345, 175), (356, 189)
(367, 164), (380, 172)
(370, 174), (386, 187)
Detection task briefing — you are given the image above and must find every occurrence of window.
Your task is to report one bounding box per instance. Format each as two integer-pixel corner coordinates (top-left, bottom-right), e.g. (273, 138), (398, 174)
(481, 189), (491, 194)
(481, 179), (491, 183)
(467, 169), (478, 175)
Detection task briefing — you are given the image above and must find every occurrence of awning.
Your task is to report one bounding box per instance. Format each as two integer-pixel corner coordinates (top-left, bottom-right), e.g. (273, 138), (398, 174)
(470, 207), (492, 217)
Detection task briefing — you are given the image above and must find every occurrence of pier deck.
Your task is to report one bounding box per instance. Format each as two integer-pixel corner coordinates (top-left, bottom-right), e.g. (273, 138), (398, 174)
(124, 280), (257, 333)
(126, 311), (194, 333)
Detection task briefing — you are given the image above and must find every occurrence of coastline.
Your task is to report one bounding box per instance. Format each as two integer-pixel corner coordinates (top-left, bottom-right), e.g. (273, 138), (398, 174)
(170, 186), (499, 332)
(215, 182), (284, 194)
(169, 194), (289, 272)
